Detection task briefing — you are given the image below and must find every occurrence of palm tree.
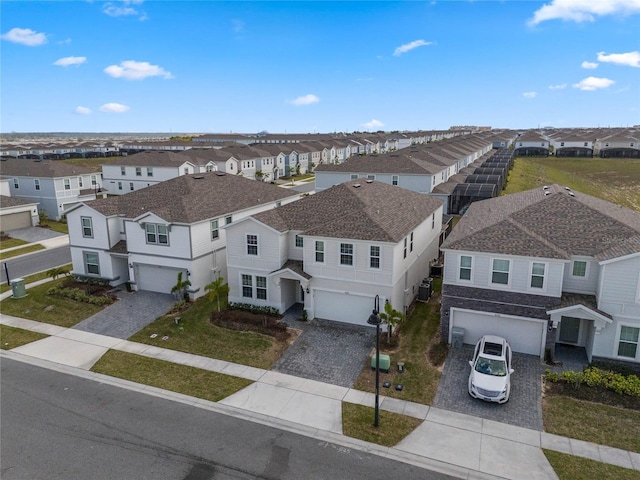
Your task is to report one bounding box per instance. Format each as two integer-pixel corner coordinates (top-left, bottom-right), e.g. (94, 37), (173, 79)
(379, 300), (406, 343)
(171, 271), (192, 301)
(204, 277), (229, 312)
(46, 267), (70, 280)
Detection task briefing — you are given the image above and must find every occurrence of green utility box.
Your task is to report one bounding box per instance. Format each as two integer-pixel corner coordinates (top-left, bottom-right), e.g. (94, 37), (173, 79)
(11, 278), (27, 299)
(371, 353), (391, 373)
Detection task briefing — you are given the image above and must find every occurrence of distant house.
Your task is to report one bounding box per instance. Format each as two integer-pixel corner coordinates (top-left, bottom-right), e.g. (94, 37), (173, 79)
(513, 131), (550, 156)
(65, 172), (301, 298)
(440, 184), (640, 365)
(0, 195), (40, 230)
(224, 179), (444, 325)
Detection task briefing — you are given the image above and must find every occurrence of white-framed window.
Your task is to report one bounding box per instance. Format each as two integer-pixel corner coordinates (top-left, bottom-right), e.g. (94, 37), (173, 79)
(247, 234), (258, 255)
(370, 245), (380, 269)
(403, 237), (407, 259)
(432, 213), (435, 229)
(315, 241), (324, 262)
(392, 175), (398, 186)
(91, 175), (97, 186)
(12, 178), (18, 189)
(34, 179), (40, 191)
(295, 235), (303, 248)
(136, 167), (142, 176)
(256, 276), (267, 300)
(147, 167), (153, 177)
(206, 164), (213, 172)
(146, 223), (169, 245)
(572, 260), (587, 277)
(129, 182), (134, 191)
(64, 178), (71, 190)
(121, 166), (126, 176)
(459, 255), (472, 281)
(617, 326), (639, 358)
(492, 258), (510, 285)
(118, 182), (122, 191)
(225, 215), (232, 225)
(367, 174), (375, 180)
(242, 274), (252, 298)
(410, 232), (414, 252)
(530, 262), (545, 289)
(340, 243), (353, 266)
(78, 176), (83, 188)
(81, 216), (93, 238)
(350, 174), (358, 180)
(211, 219), (219, 240)
(84, 251), (100, 275)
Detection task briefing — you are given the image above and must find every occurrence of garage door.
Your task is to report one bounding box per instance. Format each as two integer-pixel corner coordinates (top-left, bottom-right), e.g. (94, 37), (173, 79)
(450, 309), (546, 357)
(314, 290), (375, 326)
(0, 212), (31, 231)
(136, 265), (184, 294)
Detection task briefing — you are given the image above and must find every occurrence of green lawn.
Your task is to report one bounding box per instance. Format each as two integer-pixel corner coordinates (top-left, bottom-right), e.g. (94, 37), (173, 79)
(38, 221), (68, 234)
(0, 325), (49, 350)
(544, 450), (640, 480)
(341, 402), (422, 447)
(91, 350), (252, 402)
(0, 265), (71, 294)
(0, 244), (45, 260)
(0, 238), (29, 250)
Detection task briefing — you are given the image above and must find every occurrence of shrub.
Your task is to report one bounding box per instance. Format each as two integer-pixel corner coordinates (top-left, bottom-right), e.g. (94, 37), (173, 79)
(544, 367), (640, 397)
(47, 286), (114, 305)
(228, 302), (280, 317)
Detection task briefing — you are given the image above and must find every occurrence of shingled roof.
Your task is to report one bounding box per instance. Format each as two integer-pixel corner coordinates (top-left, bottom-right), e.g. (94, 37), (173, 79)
(252, 179), (443, 242)
(83, 172), (299, 224)
(0, 158), (98, 177)
(442, 184), (640, 261)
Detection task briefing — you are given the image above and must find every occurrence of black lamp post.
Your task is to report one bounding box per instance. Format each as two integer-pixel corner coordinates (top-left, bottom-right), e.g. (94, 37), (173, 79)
(367, 294), (382, 428)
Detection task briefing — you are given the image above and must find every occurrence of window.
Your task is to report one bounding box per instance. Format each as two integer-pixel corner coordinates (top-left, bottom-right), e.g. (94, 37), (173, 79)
(370, 246), (380, 269)
(315, 241), (324, 262)
(295, 235), (303, 248)
(367, 174), (375, 180)
(34, 179), (40, 191)
(256, 276), (267, 300)
(78, 176), (83, 188)
(81, 216), (93, 238)
(560, 142), (565, 147)
(118, 182), (122, 191)
(225, 215), (232, 225)
(618, 326), (639, 358)
(492, 259), (510, 285)
(84, 252), (100, 275)
(459, 255), (472, 280)
(64, 178), (71, 190)
(146, 223), (169, 245)
(410, 232), (414, 252)
(91, 175), (97, 186)
(121, 166), (126, 176)
(403, 237), (407, 259)
(392, 175), (398, 186)
(129, 182), (134, 191)
(136, 167), (142, 176)
(211, 219), (219, 240)
(147, 167), (153, 177)
(351, 174), (358, 180)
(242, 274), (253, 298)
(572, 261), (587, 277)
(247, 234), (258, 255)
(432, 213), (436, 229)
(340, 243), (353, 266)
(206, 165), (213, 172)
(13, 178), (18, 189)
(530, 262), (545, 288)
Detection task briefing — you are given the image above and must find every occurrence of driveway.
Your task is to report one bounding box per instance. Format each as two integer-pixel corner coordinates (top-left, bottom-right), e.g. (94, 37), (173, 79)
(6, 226), (65, 243)
(433, 344), (546, 431)
(273, 305), (375, 388)
(73, 290), (175, 339)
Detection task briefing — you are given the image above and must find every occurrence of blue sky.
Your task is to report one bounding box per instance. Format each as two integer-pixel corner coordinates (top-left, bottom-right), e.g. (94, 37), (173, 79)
(1, 0), (639, 133)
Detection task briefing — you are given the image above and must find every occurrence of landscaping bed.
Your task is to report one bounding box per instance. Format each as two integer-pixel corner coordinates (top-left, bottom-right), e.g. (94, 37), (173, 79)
(210, 309), (290, 341)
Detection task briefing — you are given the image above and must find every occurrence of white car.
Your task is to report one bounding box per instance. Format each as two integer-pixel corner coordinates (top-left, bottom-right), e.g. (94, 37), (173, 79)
(468, 335), (514, 404)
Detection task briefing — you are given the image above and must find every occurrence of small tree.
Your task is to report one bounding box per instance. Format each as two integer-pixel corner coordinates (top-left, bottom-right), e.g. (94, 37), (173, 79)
(204, 277), (229, 312)
(255, 170), (265, 181)
(379, 300), (406, 343)
(171, 271), (192, 301)
(46, 267), (70, 280)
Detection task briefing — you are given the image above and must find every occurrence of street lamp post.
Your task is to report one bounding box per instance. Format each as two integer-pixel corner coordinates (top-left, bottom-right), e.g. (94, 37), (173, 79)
(367, 294), (382, 428)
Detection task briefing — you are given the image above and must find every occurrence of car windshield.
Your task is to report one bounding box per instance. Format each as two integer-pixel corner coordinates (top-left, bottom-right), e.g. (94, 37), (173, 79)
(474, 356), (507, 376)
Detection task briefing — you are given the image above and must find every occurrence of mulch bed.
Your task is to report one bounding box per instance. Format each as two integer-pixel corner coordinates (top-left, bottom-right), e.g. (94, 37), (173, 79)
(545, 382), (640, 410)
(62, 278), (117, 299)
(210, 309), (291, 341)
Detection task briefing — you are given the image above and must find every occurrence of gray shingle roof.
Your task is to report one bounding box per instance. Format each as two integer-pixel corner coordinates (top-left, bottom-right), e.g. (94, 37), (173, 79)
(0, 158), (98, 177)
(0, 195), (38, 207)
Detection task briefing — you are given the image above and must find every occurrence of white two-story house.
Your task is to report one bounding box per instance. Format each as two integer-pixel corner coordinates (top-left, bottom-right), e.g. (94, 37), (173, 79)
(440, 184), (640, 365)
(225, 179), (444, 325)
(65, 172), (301, 298)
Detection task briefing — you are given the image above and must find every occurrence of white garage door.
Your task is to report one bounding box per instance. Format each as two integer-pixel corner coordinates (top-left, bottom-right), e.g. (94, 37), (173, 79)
(136, 265), (184, 294)
(450, 309), (546, 357)
(0, 211), (31, 231)
(314, 290), (375, 326)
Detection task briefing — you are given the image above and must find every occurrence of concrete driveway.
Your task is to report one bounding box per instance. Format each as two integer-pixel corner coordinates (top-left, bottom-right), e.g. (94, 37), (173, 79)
(6, 226), (65, 242)
(433, 344), (546, 431)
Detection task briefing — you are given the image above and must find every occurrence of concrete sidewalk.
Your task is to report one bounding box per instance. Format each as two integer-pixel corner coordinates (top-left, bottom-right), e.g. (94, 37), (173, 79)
(2, 314), (639, 478)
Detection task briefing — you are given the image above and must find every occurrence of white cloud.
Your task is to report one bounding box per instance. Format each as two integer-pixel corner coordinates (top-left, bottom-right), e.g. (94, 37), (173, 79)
(581, 61), (598, 69)
(597, 51), (640, 67)
(522, 91), (538, 98)
(75, 106), (92, 115)
(289, 94), (320, 106)
(363, 119), (384, 129)
(54, 56), (87, 67)
(572, 76), (615, 91)
(1, 27), (47, 46)
(103, 1), (147, 20)
(393, 39), (433, 56)
(104, 60), (173, 80)
(549, 83), (567, 90)
(99, 103), (130, 113)
(528, 0), (640, 26)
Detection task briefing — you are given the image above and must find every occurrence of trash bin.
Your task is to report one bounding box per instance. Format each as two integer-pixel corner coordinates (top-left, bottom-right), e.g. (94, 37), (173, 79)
(451, 327), (465, 349)
(11, 278), (27, 299)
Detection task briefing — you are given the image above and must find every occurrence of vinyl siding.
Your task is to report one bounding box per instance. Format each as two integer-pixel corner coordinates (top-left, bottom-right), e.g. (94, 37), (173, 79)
(67, 206), (111, 250)
(598, 256), (640, 318)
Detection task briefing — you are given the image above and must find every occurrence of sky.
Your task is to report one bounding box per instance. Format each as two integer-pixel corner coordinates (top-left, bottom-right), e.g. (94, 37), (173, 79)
(1, 0), (639, 133)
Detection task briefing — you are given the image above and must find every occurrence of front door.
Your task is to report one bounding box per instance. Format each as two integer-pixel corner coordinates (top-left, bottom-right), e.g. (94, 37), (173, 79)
(559, 316), (580, 344)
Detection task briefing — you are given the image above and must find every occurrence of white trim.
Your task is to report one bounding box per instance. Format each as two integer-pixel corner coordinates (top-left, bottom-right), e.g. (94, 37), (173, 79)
(528, 260), (547, 292)
(570, 258), (589, 278)
(615, 322), (640, 361)
(458, 254), (473, 283)
(491, 257), (511, 287)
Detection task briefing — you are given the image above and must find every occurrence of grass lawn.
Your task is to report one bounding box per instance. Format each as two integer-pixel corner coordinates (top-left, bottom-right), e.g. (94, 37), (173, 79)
(0, 238), (29, 250)
(0, 325), (49, 350)
(0, 244), (45, 260)
(0, 265), (71, 294)
(38, 221), (69, 234)
(544, 450), (640, 480)
(129, 295), (291, 369)
(503, 157), (640, 212)
(543, 395), (640, 453)
(341, 402), (422, 447)
(91, 350), (252, 402)
(0, 278), (105, 327)
(352, 279), (444, 405)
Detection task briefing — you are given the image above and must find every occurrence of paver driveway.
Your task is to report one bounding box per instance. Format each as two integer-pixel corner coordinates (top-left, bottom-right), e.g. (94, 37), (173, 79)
(434, 344), (547, 431)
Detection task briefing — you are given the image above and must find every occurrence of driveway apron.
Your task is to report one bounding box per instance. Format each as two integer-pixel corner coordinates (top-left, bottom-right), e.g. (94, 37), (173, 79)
(434, 344), (546, 431)
(73, 290), (174, 339)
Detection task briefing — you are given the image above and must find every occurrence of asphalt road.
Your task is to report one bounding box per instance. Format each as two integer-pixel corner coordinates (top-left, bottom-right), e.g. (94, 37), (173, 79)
(1, 245), (71, 283)
(1, 358), (454, 480)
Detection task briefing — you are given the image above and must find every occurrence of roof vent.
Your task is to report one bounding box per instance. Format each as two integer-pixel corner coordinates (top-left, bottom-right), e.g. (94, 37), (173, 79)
(215, 172), (226, 176)
(544, 191), (551, 196)
(564, 186), (572, 191)
(193, 175), (204, 179)
(568, 191), (575, 197)
(366, 179), (373, 183)
(542, 185), (549, 190)
(353, 183), (361, 188)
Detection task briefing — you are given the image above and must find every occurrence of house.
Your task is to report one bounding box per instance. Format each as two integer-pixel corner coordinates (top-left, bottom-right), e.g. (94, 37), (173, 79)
(0, 158), (104, 220)
(513, 130), (550, 156)
(65, 172), (301, 298)
(224, 179), (444, 326)
(440, 184), (640, 365)
(0, 195), (40, 230)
